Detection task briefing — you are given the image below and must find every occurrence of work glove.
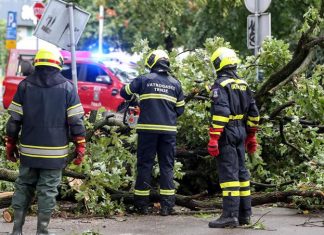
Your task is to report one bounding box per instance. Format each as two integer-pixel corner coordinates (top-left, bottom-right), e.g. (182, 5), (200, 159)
(5, 136), (19, 162)
(133, 106), (141, 115)
(245, 127), (258, 154)
(207, 127), (223, 157)
(73, 136), (86, 165)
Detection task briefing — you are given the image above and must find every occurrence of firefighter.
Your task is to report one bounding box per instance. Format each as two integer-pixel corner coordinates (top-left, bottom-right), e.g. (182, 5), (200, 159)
(5, 48), (86, 235)
(120, 49), (185, 216)
(207, 47), (259, 228)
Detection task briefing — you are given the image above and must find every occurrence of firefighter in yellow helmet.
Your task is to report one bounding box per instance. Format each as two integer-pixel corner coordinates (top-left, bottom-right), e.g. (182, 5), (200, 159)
(5, 47), (86, 235)
(207, 47), (260, 228)
(120, 49), (185, 216)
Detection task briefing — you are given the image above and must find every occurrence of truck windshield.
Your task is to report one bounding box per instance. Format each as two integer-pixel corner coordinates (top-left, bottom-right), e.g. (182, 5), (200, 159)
(16, 55), (35, 76)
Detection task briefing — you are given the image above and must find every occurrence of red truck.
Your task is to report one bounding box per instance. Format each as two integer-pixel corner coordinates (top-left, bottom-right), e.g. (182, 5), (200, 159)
(2, 49), (128, 113)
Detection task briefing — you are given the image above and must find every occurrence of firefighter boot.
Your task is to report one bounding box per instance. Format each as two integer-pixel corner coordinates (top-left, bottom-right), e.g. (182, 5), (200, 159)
(208, 214), (239, 228)
(135, 206), (150, 215)
(238, 216), (251, 225)
(36, 213), (55, 235)
(160, 207), (175, 216)
(10, 210), (27, 235)
(239, 196), (252, 225)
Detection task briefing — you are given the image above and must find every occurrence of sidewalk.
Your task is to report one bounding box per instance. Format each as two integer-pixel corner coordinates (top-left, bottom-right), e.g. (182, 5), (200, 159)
(1, 207), (323, 235)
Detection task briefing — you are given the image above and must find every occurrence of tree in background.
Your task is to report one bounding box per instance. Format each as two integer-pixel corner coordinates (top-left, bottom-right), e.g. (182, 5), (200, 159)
(64, 0), (321, 55)
(0, 20), (8, 77)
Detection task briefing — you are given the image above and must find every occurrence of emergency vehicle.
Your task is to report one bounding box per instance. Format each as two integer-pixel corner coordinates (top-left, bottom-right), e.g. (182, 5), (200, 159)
(2, 49), (129, 113)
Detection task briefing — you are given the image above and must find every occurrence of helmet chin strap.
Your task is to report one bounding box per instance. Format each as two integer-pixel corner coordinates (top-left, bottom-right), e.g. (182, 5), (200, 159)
(151, 60), (170, 73)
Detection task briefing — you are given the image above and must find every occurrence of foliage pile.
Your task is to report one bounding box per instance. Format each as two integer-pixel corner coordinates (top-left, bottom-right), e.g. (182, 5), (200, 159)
(1, 32), (323, 214)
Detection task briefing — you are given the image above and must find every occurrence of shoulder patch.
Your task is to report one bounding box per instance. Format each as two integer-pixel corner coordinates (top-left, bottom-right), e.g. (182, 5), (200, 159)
(210, 88), (219, 98)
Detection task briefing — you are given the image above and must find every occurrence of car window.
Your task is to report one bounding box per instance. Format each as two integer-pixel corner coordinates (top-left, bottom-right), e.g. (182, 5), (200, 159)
(85, 64), (108, 82)
(61, 63), (85, 81)
(16, 55), (35, 76)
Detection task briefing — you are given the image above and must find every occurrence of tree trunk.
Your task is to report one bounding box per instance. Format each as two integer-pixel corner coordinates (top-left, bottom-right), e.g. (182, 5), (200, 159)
(0, 192), (13, 209)
(1, 167), (323, 210)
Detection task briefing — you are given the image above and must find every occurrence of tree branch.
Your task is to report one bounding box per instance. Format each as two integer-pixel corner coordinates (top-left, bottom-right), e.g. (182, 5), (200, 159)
(251, 180), (294, 188)
(254, 3), (323, 108)
(270, 50), (315, 93)
(279, 120), (311, 160)
(85, 114), (127, 141)
(255, 46), (309, 107)
(283, 116), (320, 126)
(304, 36), (324, 49)
(268, 101), (296, 120)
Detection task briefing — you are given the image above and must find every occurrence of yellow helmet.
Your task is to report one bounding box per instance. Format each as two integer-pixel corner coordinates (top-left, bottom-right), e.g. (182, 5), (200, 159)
(145, 49), (169, 69)
(34, 48), (64, 70)
(210, 47), (240, 72)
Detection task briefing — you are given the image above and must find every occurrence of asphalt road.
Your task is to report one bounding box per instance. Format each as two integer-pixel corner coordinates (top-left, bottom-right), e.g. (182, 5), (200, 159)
(0, 207), (323, 235)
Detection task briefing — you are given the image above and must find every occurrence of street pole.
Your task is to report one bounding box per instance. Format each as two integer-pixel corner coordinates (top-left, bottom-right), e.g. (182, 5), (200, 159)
(68, 2), (78, 92)
(98, 5), (104, 54)
(36, 20), (39, 51)
(254, 0), (259, 81)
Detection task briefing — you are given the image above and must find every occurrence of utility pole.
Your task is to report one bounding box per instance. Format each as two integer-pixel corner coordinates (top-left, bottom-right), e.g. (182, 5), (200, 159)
(68, 2), (78, 92)
(98, 5), (104, 54)
(245, 0), (272, 81)
(254, 0), (259, 81)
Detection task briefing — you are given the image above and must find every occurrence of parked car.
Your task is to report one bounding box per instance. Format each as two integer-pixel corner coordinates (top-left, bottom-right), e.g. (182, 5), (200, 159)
(2, 49), (127, 114)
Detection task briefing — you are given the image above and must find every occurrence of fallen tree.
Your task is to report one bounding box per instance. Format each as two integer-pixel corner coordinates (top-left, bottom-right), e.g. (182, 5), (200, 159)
(1, 167), (323, 211)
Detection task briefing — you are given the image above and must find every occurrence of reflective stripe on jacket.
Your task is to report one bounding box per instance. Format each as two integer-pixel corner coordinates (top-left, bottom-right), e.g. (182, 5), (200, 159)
(210, 70), (260, 132)
(120, 72), (185, 134)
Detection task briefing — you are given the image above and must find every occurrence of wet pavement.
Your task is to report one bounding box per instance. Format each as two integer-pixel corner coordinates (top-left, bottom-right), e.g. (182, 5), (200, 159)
(0, 207), (323, 235)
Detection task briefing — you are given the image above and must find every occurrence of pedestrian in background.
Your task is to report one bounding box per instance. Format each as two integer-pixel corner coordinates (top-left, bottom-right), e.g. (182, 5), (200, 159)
(5, 47), (86, 235)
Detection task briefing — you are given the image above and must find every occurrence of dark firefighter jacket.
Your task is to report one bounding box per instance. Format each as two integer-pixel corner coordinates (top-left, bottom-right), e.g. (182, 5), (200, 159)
(6, 66), (86, 169)
(120, 66), (185, 134)
(210, 69), (260, 133)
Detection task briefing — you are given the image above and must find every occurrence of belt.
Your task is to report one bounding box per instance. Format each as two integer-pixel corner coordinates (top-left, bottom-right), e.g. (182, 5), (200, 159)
(227, 120), (244, 127)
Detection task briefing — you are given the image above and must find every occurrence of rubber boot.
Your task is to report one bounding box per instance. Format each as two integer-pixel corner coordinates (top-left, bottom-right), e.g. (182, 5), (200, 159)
(36, 213), (55, 235)
(10, 210), (27, 235)
(209, 214), (239, 228)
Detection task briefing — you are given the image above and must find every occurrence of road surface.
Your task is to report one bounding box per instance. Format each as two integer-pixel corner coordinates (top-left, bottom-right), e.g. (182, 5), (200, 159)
(0, 207), (323, 235)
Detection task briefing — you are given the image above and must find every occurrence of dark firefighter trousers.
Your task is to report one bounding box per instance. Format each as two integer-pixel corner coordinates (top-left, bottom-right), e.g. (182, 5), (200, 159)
(134, 132), (176, 209)
(216, 123), (251, 218)
(12, 165), (62, 214)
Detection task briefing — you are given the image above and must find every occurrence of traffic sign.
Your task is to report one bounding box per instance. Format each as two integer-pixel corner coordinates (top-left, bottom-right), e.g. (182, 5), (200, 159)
(6, 11), (17, 40)
(33, 2), (46, 20)
(247, 13), (271, 49)
(5, 40), (16, 49)
(6, 11), (17, 49)
(33, 0), (90, 50)
(244, 0), (271, 13)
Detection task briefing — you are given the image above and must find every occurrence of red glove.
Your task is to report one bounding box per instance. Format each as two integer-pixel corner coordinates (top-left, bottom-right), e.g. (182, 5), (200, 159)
(73, 136), (86, 165)
(245, 127), (258, 154)
(5, 136), (19, 162)
(208, 128), (223, 157)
